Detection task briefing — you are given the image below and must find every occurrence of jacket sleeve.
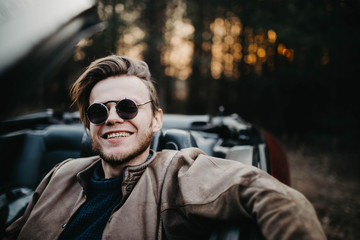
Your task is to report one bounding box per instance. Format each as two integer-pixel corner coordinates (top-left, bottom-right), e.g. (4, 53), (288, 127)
(162, 148), (326, 240)
(4, 159), (73, 240)
(236, 166), (326, 239)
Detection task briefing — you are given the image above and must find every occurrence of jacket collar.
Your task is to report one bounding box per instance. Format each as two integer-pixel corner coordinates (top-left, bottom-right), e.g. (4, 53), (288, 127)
(76, 150), (157, 192)
(122, 150), (156, 183)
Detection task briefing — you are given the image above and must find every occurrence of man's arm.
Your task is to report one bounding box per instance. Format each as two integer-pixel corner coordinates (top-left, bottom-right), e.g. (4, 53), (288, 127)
(161, 148), (326, 239)
(239, 167), (325, 239)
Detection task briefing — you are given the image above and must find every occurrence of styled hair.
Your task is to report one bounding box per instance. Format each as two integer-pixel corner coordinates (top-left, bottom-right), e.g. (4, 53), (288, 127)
(70, 55), (160, 129)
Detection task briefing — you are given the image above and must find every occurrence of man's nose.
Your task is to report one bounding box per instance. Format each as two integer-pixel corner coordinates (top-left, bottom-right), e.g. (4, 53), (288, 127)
(106, 105), (125, 124)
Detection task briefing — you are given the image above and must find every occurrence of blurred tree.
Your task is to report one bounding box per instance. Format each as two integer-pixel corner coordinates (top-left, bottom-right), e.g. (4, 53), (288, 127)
(142, 0), (169, 111)
(46, 0), (360, 149)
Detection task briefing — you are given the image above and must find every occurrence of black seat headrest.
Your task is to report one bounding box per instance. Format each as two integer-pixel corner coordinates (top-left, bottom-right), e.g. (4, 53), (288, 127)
(81, 130), (95, 157)
(150, 131), (162, 151)
(158, 129), (198, 150)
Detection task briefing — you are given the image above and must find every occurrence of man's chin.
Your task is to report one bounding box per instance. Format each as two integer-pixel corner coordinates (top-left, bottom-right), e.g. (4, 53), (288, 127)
(98, 151), (131, 166)
(92, 130), (153, 168)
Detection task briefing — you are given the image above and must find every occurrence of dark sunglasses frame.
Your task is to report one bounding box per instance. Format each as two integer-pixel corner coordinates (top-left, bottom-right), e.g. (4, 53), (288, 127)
(87, 98), (152, 125)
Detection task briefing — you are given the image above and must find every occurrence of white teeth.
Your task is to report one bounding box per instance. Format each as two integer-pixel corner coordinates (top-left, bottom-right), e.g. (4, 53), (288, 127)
(107, 132), (130, 139)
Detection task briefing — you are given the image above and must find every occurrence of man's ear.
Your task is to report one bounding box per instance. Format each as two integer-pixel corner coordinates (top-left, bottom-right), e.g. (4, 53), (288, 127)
(152, 108), (163, 133)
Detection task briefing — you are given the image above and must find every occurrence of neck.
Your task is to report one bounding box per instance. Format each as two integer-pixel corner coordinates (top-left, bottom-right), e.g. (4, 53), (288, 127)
(101, 149), (151, 179)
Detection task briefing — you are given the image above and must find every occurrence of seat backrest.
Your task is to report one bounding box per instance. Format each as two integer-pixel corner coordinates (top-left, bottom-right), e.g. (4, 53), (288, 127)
(2, 126), (199, 188)
(0, 131), (27, 185)
(11, 125), (84, 188)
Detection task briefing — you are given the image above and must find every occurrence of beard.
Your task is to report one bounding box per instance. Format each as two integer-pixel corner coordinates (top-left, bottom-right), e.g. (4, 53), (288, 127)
(91, 124), (154, 166)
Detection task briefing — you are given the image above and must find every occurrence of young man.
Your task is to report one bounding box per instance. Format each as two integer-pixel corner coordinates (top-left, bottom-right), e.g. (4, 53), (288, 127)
(6, 55), (326, 239)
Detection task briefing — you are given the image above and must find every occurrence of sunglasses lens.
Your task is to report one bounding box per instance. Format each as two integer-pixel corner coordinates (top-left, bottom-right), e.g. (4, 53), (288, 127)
(87, 103), (108, 124)
(116, 99), (138, 120)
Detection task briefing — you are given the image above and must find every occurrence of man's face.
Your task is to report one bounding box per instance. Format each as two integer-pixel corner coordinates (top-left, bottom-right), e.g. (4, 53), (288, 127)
(88, 75), (163, 167)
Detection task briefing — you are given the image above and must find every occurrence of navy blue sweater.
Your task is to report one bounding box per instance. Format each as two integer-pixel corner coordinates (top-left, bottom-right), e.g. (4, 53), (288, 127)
(58, 163), (123, 240)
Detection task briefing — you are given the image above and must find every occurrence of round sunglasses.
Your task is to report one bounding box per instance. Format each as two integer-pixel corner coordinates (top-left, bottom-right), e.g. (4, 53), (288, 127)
(87, 98), (152, 125)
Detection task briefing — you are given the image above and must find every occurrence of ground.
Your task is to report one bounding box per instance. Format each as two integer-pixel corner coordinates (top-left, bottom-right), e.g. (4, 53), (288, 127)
(284, 142), (360, 240)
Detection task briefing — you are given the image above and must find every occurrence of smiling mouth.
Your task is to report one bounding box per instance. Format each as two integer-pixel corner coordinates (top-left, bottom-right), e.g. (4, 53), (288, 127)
(105, 132), (131, 139)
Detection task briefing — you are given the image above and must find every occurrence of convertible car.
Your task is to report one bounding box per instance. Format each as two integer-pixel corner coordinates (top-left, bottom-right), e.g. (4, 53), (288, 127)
(0, 0), (290, 238)
(0, 109), (290, 236)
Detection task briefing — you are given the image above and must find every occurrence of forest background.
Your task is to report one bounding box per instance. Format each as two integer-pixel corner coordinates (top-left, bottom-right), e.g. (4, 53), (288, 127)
(8, 0), (360, 239)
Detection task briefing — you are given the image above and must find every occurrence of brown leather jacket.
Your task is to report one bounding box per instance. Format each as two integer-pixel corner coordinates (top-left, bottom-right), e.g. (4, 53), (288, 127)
(6, 148), (326, 239)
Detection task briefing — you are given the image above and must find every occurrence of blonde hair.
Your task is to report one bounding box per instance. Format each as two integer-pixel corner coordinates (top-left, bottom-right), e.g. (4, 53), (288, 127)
(70, 55), (160, 129)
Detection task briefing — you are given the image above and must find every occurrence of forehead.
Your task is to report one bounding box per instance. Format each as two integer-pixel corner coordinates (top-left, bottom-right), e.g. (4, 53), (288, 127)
(89, 75), (149, 104)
